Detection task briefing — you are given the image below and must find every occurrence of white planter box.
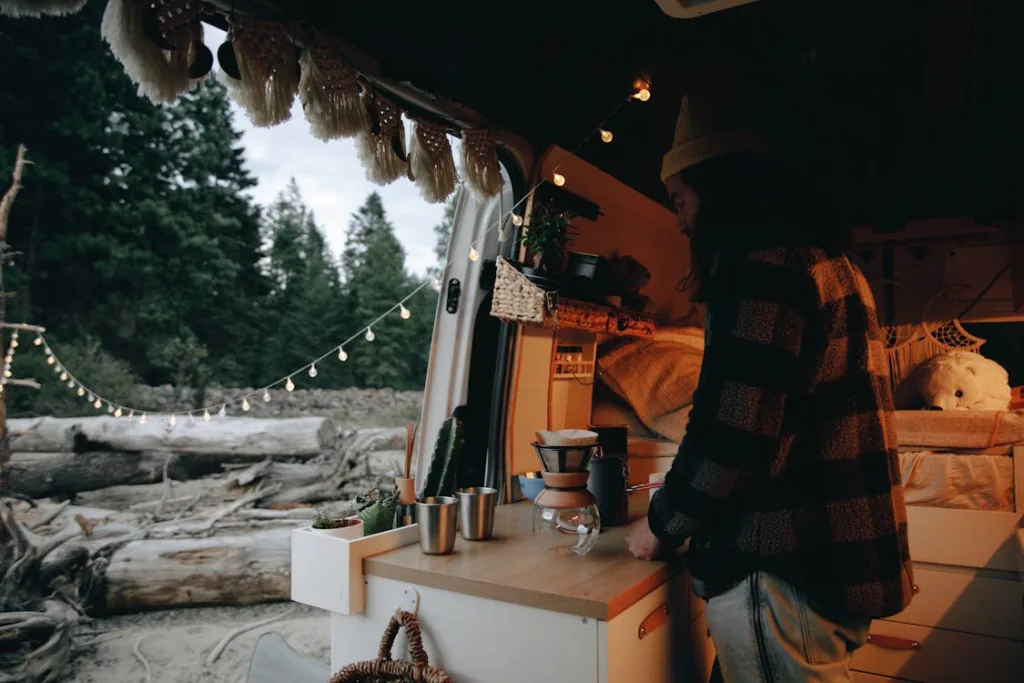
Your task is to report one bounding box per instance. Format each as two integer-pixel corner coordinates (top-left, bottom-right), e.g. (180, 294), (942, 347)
(291, 523), (418, 615)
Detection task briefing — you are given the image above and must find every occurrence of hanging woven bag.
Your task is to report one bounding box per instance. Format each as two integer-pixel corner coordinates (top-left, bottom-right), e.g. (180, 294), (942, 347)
(329, 609), (452, 683)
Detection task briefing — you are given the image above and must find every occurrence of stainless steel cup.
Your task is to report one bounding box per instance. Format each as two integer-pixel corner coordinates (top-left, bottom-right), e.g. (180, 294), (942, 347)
(415, 496), (458, 555)
(456, 487), (497, 541)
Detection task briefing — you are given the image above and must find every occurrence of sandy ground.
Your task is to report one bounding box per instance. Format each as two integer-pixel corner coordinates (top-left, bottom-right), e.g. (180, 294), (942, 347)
(66, 603), (330, 683)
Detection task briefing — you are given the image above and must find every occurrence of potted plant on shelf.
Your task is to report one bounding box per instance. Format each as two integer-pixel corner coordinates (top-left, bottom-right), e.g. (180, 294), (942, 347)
(310, 506), (364, 540)
(519, 202), (577, 277)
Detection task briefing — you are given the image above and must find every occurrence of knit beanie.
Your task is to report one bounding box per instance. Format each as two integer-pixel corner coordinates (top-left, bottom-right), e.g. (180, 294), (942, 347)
(659, 80), (768, 184)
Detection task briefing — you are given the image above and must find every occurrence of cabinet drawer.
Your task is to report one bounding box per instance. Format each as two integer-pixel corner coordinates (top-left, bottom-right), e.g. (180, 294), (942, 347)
(851, 620), (1024, 683)
(889, 564), (1024, 640)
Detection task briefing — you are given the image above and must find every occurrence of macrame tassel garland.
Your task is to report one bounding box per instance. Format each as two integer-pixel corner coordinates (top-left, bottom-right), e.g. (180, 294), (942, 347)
(101, 0), (205, 104)
(408, 120), (458, 203)
(460, 129), (503, 200)
(298, 36), (370, 141)
(0, 0), (86, 17)
(356, 92), (408, 185)
(218, 16), (299, 128)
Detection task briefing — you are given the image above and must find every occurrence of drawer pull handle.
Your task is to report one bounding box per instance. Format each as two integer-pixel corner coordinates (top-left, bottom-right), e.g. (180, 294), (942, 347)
(867, 633), (920, 651)
(638, 604), (668, 640)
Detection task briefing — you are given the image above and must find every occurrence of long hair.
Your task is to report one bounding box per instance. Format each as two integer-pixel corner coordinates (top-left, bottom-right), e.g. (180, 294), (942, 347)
(678, 151), (849, 303)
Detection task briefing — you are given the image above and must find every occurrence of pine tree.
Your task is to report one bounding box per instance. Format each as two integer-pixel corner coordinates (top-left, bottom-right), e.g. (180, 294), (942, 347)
(341, 193), (419, 389)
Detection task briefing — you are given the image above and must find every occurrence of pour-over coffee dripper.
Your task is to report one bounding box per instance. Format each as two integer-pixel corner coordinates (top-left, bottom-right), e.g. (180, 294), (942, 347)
(530, 430), (602, 556)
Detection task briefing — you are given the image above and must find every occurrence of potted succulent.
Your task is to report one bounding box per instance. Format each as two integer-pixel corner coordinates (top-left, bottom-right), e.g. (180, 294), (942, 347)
(310, 506), (364, 540)
(519, 203), (577, 276)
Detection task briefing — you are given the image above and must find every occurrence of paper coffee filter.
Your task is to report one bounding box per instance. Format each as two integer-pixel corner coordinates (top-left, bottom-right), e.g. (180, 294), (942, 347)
(535, 429), (599, 446)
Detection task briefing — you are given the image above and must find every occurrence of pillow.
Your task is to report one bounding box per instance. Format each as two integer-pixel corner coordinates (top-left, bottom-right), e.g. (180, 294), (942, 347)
(597, 334), (704, 435)
(591, 384), (660, 438)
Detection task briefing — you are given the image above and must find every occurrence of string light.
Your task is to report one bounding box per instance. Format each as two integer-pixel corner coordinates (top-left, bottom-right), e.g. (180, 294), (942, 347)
(11, 82), (647, 425)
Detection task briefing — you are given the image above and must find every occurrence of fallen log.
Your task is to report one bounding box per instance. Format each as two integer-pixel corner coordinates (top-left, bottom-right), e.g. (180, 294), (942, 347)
(6, 416), (338, 456)
(7, 451), (168, 499)
(98, 528), (292, 613)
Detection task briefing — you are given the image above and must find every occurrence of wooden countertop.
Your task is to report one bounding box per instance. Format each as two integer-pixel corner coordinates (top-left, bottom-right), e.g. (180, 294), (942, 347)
(364, 499), (678, 621)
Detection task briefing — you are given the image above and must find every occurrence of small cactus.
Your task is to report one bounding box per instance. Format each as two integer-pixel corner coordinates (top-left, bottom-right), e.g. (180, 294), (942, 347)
(419, 416), (464, 499)
(311, 506), (333, 529)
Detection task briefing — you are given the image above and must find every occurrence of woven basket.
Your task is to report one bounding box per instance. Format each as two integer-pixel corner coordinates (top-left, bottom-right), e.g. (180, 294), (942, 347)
(491, 256), (547, 325)
(329, 609), (452, 683)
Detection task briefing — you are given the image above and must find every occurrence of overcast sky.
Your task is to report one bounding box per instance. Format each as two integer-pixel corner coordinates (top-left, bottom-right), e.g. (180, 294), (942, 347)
(204, 27), (446, 276)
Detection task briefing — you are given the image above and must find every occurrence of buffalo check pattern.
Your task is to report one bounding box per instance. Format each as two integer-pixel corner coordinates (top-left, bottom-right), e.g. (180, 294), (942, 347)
(648, 246), (914, 619)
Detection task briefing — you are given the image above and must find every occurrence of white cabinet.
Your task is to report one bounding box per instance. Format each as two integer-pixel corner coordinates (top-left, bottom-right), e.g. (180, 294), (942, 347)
(330, 576), (713, 683)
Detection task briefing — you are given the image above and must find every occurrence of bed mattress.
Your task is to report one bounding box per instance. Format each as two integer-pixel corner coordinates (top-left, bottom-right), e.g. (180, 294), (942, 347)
(899, 450), (1015, 512)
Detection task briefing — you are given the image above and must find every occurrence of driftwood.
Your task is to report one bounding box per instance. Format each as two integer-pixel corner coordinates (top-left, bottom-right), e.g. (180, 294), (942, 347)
(5, 416), (338, 456)
(99, 528), (293, 612)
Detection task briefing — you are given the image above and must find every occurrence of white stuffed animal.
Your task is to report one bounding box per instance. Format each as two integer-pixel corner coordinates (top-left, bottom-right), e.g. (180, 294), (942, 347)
(894, 350), (1011, 412)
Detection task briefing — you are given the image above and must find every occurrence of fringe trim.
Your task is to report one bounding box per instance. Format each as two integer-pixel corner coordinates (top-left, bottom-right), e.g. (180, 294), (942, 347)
(101, 0), (204, 105)
(298, 36), (370, 141)
(0, 0), (86, 17)
(356, 92), (407, 185)
(408, 120), (458, 203)
(218, 16), (298, 128)
(460, 129), (503, 200)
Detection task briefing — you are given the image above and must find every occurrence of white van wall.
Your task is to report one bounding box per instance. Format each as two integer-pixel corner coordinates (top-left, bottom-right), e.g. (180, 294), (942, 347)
(414, 169), (517, 488)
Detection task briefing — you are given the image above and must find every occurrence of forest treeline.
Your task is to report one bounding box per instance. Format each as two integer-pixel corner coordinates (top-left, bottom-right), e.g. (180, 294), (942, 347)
(0, 5), (454, 414)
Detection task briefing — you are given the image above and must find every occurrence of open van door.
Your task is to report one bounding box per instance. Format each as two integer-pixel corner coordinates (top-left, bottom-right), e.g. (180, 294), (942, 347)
(414, 159), (525, 497)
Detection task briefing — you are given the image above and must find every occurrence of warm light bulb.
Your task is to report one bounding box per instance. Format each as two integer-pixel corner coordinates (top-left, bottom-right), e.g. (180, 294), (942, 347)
(114, 407), (123, 418)
(432, 278), (442, 291)
(46, 355), (55, 365)
(218, 405), (226, 417)
(399, 304), (410, 319)
(4, 355), (10, 364)
(169, 415), (177, 426)
(107, 403), (115, 414)
(242, 397), (251, 411)
(365, 328), (375, 342)
(263, 388), (271, 402)
(33, 336), (42, 346)
(10, 339), (18, 348)
(60, 372), (68, 381)
(338, 346), (348, 362)
(552, 173), (566, 187)
(93, 398), (102, 409)
(128, 410), (134, 420)
(77, 387), (85, 397)
(511, 213), (524, 227)
(203, 409), (211, 422)
(285, 377), (295, 391)
(308, 363), (318, 378)
(53, 364), (62, 374)
(633, 87), (651, 102)
(3, 370), (11, 378)
(468, 247), (480, 261)
(600, 129), (613, 143)
(67, 379), (75, 388)
(139, 413), (147, 424)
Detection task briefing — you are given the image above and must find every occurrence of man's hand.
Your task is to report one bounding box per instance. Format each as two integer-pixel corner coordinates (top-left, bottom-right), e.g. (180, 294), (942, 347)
(626, 518), (662, 560)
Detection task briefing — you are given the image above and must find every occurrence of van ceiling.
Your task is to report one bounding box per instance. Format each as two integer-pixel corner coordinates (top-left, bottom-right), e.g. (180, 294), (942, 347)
(247, 0), (1022, 228)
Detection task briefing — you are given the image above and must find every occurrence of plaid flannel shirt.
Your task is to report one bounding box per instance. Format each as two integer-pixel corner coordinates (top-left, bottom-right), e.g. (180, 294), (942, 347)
(648, 246), (914, 619)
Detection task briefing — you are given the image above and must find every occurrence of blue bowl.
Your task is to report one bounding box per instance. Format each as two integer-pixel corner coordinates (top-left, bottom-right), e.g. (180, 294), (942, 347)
(517, 473), (545, 502)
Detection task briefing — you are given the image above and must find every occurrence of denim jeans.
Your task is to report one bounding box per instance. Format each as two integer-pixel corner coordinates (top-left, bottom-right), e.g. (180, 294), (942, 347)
(703, 571), (871, 683)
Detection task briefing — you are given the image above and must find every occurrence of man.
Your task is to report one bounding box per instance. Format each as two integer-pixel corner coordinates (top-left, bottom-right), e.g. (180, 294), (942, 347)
(625, 84), (914, 682)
